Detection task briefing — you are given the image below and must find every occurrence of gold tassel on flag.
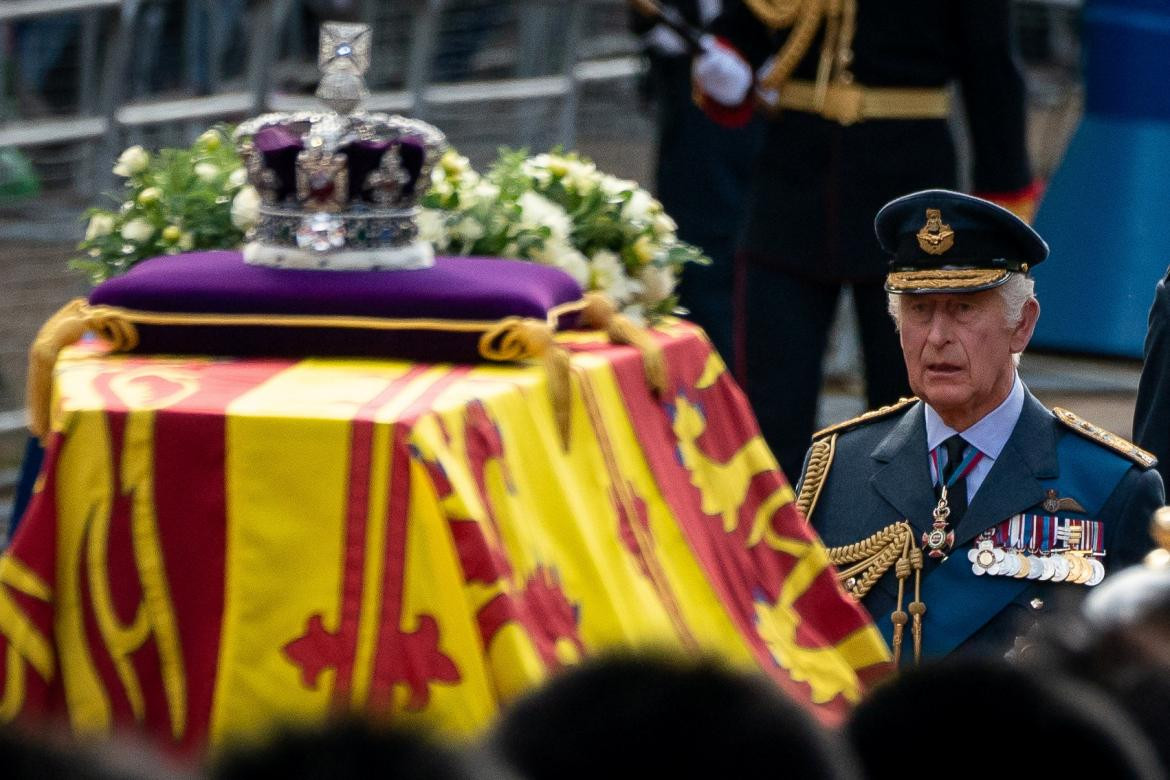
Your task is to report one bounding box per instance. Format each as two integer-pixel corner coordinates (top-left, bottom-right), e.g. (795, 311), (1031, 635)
(580, 293), (667, 395)
(26, 298), (139, 441)
(478, 316), (573, 450)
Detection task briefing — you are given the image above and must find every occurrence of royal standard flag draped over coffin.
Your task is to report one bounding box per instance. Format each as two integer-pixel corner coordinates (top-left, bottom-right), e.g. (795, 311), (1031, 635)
(0, 324), (889, 755)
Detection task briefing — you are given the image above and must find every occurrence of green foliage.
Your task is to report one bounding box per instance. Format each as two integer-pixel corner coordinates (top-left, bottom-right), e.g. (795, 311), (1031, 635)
(69, 126), (251, 285)
(421, 148), (710, 322)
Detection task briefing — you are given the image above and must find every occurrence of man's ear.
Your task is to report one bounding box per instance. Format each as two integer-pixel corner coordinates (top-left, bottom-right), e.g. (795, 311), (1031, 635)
(1011, 297), (1040, 354)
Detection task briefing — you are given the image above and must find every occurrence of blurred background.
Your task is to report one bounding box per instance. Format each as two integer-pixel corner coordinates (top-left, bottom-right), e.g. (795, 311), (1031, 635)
(0, 0), (1130, 521)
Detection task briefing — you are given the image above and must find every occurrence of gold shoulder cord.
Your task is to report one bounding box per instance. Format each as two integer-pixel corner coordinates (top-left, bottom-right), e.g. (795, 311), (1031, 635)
(796, 433), (836, 521)
(754, 0), (859, 111)
(755, 0), (824, 94)
(826, 522), (924, 666)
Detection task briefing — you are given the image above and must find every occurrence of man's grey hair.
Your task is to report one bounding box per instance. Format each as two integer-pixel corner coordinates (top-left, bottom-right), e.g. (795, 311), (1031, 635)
(886, 273), (1037, 330)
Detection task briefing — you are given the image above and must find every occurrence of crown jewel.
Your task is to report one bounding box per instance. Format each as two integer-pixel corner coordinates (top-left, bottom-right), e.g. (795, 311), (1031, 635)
(234, 22), (447, 271)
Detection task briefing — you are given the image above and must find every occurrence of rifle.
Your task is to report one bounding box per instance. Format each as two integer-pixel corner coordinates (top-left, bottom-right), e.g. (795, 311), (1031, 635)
(628, 0), (706, 54)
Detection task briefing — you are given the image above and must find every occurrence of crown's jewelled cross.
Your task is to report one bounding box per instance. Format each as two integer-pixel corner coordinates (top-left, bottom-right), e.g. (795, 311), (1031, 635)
(319, 22), (371, 75)
(315, 22), (372, 115)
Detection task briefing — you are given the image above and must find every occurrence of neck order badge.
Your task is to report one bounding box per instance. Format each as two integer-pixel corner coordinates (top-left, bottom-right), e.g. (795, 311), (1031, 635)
(923, 440), (983, 558)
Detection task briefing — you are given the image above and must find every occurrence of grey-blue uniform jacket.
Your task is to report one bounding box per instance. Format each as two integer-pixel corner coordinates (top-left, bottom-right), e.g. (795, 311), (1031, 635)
(797, 390), (1164, 659)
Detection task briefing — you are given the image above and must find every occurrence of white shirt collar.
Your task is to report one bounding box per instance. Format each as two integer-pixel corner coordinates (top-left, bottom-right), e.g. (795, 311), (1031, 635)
(924, 373), (1025, 459)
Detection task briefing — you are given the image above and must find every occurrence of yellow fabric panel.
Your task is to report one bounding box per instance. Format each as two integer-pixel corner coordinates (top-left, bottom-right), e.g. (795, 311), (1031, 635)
(571, 353), (756, 666)
(211, 361), (478, 744)
(454, 364), (684, 649)
(484, 622), (548, 702)
(388, 456), (498, 734)
(230, 359), (421, 422)
(55, 408), (115, 735)
(212, 370), (357, 744)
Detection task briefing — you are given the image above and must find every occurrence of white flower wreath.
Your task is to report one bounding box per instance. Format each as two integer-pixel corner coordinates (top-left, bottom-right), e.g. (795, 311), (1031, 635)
(75, 133), (709, 322)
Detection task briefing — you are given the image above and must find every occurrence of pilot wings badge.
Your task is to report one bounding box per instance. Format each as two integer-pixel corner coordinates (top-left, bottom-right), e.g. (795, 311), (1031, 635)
(916, 208), (954, 255)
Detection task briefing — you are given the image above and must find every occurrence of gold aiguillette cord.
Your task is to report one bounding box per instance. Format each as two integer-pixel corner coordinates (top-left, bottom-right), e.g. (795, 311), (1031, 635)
(826, 520), (924, 667)
(889, 530), (924, 666)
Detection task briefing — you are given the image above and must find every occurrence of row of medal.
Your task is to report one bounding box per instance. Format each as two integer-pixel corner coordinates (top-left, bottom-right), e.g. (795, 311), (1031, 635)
(967, 541), (1105, 585)
(966, 514), (1106, 586)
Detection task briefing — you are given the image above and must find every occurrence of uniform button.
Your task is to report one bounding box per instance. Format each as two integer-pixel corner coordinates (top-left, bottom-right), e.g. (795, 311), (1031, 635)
(1030, 598), (1045, 610)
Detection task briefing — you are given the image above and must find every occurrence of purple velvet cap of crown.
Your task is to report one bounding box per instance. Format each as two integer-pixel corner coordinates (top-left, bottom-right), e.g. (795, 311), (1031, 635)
(346, 139), (392, 200)
(255, 126), (302, 201)
(88, 250), (585, 362)
(253, 126), (426, 204)
(395, 137), (425, 196)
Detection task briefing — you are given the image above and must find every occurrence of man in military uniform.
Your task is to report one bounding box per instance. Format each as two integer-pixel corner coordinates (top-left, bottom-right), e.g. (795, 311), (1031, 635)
(796, 190), (1164, 663)
(629, 0), (764, 365)
(691, 0), (1038, 480)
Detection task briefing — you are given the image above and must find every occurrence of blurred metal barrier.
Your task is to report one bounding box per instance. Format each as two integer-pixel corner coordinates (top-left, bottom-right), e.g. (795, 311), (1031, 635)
(0, 0), (1084, 194)
(0, 0), (643, 193)
(0, 0), (120, 21)
(0, 0), (121, 188)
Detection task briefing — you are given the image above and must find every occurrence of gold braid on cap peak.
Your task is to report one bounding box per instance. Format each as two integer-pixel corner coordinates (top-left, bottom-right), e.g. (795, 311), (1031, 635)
(885, 269), (1008, 292)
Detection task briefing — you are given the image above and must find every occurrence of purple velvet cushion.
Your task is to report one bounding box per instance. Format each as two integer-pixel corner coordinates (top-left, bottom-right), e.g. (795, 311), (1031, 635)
(88, 250), (585, 363)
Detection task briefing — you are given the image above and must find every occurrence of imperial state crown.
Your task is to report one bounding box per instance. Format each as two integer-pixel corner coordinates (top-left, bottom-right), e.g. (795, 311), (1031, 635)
(234, 22), (447, 271)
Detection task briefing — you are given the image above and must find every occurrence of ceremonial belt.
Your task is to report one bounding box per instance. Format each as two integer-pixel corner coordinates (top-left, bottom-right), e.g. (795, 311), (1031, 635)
(775, 79), (951, 126)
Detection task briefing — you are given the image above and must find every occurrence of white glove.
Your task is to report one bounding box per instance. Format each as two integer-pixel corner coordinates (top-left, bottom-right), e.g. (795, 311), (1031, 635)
(692, 35), (753, 107)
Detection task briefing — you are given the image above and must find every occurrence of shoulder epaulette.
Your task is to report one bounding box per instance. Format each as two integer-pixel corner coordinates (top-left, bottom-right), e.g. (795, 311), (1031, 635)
(1053, 407), (1158, 469)
(812, 396), (918, 441)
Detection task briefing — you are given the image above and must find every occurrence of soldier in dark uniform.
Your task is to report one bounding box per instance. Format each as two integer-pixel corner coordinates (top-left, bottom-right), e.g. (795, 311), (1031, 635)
(692, 0), (1039, 479)
(630, 1), (764, 365)
(1134, 266), (1170, 490)
(795, 190), (1163, 663)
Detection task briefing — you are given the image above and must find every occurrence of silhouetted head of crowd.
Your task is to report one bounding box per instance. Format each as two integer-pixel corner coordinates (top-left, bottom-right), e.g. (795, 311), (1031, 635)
(848, 657), (1164, 780)
(10, 640), (1170, 778)
(490, 652), (856, 779)
(1018, 547), (1170, 775)
(210, 719), (505, 780)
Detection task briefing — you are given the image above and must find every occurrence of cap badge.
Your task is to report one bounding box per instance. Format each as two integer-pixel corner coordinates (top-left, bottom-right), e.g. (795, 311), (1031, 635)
(916, 208), (954, 255)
